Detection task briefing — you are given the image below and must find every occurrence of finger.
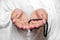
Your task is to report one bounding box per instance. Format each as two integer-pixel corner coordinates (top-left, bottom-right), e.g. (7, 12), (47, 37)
(20, 19), (29, 29)
(42, 19), (46, 24)
(36, 12), (43, 19)
(14, 19), (23, 28)
(18, 12), (28, 21)
(22, 21), (27, 29)
(12, 18), (17, 23)
(29, 11), (39, 29)
(33, 20), (44, 28)
(38, 20), (44, 26)
(11, 8), (22, 20)
(30, 11), (39, 20)
(34, 21), (40, 28)
(36, 9), (48, 20)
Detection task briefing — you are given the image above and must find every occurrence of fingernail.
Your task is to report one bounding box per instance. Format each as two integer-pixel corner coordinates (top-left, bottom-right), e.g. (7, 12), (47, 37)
(31, 25), (35, 28)
(22, 26), (26, 29)
(35, 24), (39, 27)
(26, 26), (29, 29)
(19, 26), (22, 28)
(13, 19), (16, 23)
(42, 20), (46, 24)
(17, 25), (22, 28)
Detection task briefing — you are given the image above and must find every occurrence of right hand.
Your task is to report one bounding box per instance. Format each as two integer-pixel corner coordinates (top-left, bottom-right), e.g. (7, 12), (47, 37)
(11, 8), (29, 29)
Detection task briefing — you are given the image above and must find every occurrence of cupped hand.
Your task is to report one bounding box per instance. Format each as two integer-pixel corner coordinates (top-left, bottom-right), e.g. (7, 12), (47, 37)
(29, 9), (48, 29)
(11, 8), (48, 30)
(11, 8), (29, 29)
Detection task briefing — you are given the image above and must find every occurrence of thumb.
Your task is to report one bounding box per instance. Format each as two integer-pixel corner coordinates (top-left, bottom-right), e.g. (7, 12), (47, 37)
(11, 9), (23, 23)
(11, 8), (22, 20)
(42, 19), (46, 24)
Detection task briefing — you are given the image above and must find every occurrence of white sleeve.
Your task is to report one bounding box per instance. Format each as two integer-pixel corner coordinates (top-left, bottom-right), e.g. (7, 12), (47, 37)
(0, 0), (15, 28)
(55, 0), (60, 23)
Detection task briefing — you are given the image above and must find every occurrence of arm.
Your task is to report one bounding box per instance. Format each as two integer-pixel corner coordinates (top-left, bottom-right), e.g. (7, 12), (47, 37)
(0, 9), (10, 28)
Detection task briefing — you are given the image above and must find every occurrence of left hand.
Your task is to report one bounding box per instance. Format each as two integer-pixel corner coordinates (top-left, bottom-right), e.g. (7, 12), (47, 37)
(28, 9), (48, 29)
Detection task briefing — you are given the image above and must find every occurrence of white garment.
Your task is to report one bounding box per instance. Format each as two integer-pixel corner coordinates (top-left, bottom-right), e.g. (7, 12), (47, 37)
(0, 0), (60, 40)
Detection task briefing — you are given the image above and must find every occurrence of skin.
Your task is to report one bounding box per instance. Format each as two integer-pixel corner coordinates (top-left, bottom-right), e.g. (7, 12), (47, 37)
(11, 8), (48, 30)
